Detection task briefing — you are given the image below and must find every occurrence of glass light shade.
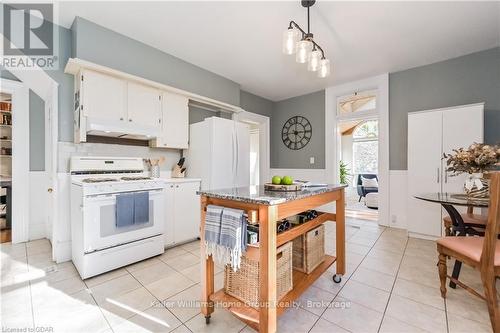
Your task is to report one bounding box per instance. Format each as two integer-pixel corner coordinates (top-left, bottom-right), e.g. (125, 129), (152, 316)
(296, 40), (312, 64)
(307, 49), (322, 71)
(318, 58), (331, 78)
(282, 28), (299, 55)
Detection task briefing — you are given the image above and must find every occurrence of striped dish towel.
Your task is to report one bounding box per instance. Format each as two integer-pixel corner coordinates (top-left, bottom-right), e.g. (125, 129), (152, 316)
(220, 208), (247, 271)
(204, 205), (223, 261)
(204, 205), (247, 271)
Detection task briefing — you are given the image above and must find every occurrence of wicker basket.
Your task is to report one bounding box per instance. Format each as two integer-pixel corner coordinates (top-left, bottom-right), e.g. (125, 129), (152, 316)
(224, 242), (293, 307)
(292, 224), (325, 273)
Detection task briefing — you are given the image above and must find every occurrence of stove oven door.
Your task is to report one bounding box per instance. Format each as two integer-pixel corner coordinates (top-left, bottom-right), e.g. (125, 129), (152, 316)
(82, 188), (164, 253)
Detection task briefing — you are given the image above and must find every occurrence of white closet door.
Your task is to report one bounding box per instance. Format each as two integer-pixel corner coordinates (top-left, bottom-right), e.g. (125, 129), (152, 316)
(442, 104), (484, 194)
(407, 111), (443, 237)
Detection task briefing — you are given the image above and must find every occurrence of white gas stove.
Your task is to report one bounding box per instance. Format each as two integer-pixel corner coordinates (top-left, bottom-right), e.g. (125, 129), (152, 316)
(70, 156), (165, 279)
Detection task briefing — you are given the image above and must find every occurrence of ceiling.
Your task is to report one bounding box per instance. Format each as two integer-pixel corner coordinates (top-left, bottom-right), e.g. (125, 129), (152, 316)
(58, 1), (500, 101)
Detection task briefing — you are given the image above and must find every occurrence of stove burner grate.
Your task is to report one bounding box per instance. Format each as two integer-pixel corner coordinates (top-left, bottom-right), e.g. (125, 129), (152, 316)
(82, 178), (118, 183)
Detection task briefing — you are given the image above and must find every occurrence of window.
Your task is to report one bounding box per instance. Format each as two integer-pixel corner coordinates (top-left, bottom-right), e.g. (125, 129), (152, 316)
(337, 90), (377, 116)
(352, 120), (378, 174)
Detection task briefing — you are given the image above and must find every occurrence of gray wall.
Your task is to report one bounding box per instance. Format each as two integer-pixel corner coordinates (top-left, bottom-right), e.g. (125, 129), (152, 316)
(389, 47), (500, 170)
(72, 17), (240, 108)
(240, 90), (273, 117)
(271, 90), (325, 169)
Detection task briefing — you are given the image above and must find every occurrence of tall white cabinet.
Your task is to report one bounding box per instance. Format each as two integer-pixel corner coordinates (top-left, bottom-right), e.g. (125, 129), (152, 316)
(407, 103), (484, 238)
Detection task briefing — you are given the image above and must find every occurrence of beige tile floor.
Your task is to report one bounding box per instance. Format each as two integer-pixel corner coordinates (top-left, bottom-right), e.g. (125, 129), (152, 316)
(0, 218), (493, 333)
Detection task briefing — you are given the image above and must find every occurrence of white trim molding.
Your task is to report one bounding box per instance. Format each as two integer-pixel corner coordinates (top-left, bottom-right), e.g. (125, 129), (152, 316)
(233, 110), (271, 185)
(325, 74), (390, 225)
(0, 78), (30, 243)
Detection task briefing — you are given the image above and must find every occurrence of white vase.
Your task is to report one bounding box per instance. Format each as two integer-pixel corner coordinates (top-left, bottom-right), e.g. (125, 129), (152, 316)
(464, 172), (489, 198)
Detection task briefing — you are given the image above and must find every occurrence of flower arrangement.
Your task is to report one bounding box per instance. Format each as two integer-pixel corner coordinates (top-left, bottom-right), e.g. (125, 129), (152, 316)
(444, 143), (500, 175)
(444, 143), (500, 198)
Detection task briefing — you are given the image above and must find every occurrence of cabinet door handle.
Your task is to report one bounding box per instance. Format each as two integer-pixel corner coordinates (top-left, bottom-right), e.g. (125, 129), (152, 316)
(437, 168), (440, 183)
(170, 185), (174, 188)
(129, 119), (132, 122)
(176, 185), (179, 188)
(445, 170), (448, 183)
(120, 117), (124, 121)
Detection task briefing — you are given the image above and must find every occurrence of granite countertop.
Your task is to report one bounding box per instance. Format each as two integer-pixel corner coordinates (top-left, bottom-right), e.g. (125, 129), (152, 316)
(198, 184), (347, 205)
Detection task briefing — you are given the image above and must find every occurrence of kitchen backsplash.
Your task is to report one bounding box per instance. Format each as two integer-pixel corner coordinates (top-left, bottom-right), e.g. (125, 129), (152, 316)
(57, 141), (181, 173)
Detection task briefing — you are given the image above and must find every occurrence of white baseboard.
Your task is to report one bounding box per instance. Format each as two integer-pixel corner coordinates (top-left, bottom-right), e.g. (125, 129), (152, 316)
(389, 170), (408, 229)
(408, 232), (439, 241)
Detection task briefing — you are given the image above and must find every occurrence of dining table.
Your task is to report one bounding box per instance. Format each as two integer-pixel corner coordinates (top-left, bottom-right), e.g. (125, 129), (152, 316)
(415, 192), (489, 288)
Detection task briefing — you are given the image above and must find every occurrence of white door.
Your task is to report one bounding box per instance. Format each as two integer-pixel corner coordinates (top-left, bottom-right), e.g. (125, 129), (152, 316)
(407, 111), (443, 237)
(161, 92), (189, 149)
(164, 184), (175, 247)
(82, 70), (126, 123)
(442, 104), (484, 194)
(174, 182), (201, 243)
(127, 82), (161, 130)
(235, 121), (250, 188)
(209, 118), (236, 190)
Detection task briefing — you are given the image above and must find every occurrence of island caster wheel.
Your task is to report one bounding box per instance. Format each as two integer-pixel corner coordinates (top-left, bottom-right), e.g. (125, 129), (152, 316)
(333, 274), (342, 283)
(205, 316), (211, 324)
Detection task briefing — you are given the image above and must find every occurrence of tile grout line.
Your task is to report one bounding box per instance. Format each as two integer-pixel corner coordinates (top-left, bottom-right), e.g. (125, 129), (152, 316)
(83, 278), (116, 333)
(305, 222), (389, 332)
(25, 243), (36, 331)
(375, 233), (409, 333)
(126, 264), (196, 331)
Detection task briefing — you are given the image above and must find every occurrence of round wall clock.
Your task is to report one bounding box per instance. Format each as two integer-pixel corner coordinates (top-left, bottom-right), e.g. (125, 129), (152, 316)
(281, 116), (312, 150)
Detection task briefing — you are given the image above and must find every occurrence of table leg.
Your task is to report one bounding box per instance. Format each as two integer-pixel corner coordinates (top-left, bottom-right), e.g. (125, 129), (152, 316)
(200, 197), (214, 321)
(442, 204), (466, 289)
(335, 189), (346, 277)
(259, 205), (278, 333)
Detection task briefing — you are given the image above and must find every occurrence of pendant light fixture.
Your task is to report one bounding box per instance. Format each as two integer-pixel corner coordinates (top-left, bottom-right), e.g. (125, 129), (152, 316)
(282, 0), (331, 78)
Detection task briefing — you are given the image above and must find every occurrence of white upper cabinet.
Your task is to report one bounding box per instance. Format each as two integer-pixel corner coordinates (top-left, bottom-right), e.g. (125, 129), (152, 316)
(127, 82), (161, 131)
(151, 92), (189, 149)
(82, 70), (127, 123)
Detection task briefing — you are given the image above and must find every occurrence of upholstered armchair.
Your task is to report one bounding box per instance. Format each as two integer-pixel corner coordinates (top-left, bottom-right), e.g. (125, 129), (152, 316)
(356, 174), (378, 202)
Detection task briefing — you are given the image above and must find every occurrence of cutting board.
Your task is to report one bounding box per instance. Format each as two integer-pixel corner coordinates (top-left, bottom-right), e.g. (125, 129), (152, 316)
(264, 183), (302, 192)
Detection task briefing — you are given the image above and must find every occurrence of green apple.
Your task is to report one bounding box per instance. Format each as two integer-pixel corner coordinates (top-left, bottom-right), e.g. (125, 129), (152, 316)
(282, 176), (293, 185)
(272, 176), (282, 185)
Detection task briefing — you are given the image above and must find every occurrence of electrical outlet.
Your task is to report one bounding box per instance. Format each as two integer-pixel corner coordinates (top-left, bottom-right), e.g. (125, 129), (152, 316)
(310, 157), (315, 164)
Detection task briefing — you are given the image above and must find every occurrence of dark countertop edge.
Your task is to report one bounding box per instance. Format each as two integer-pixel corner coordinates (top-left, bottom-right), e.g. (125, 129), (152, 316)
(198, 185), (347, 205)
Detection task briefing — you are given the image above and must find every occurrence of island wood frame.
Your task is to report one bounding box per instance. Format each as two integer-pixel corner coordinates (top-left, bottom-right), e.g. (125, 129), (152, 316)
(200, 188), (345, 333)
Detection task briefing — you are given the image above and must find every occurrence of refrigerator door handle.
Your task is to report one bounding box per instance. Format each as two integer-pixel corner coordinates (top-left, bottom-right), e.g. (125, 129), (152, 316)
(235, 124), (239, 186)
(232, 127), (236, 186)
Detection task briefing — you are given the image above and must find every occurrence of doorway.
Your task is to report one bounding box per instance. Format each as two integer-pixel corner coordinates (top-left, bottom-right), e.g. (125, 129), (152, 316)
(336, 90), (379, 222)
(338, 118), (379, 221)
(0, 92), (13, 242)
(233, 111), (270, 186)
(249, 126), (260, 186)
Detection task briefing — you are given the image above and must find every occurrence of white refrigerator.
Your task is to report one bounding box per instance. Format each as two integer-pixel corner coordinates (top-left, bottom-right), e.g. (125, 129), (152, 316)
(185, 117), (250, 190)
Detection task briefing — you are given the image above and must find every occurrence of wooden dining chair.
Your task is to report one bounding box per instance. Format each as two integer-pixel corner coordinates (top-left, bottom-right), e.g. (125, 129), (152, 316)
(437, 171), (500, 332)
